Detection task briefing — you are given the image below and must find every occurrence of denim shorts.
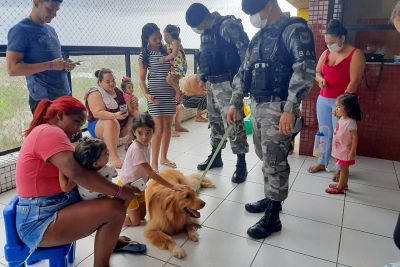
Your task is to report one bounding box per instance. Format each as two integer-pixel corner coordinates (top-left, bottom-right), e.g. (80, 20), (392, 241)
(16, 190), (81, 252)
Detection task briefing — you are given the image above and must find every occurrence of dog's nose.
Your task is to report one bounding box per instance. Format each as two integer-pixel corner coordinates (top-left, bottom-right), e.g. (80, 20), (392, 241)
(200, 200), (205, 208)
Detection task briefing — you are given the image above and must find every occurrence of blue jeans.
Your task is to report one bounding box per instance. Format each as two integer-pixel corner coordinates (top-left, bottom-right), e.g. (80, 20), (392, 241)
(316, 95), (338, 166)
(16, 190), (81, 252)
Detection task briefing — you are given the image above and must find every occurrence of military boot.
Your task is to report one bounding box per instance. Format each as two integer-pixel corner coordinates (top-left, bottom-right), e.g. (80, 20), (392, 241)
(231, 154), (247, 183)
(247, 201), (282, 239)
(245, 198), (282, 213)
(197, 147), (223, 171)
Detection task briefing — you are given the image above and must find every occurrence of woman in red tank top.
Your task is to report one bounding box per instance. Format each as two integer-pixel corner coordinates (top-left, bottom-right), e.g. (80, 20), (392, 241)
(308, 20), (365, 173)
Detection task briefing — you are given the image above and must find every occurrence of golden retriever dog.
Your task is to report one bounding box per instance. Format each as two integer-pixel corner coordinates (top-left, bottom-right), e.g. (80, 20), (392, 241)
(145, 169), (214, 258)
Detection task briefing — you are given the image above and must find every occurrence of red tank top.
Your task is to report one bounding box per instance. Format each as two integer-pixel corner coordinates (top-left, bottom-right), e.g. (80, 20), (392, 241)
(320, 48), (357, 99)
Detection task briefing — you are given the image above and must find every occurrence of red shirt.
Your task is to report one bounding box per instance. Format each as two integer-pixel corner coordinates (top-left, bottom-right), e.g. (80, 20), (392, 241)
(320, 48), (357, 99)
(16, 124), (74, 197)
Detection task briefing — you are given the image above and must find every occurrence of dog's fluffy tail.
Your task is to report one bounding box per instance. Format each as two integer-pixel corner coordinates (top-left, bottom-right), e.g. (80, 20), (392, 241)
(190, 173), (215, 189)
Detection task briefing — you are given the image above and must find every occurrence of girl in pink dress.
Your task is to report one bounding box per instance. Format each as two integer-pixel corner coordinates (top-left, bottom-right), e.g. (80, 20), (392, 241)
(121, 76), (139, 149)
(326, 94), (361, 194)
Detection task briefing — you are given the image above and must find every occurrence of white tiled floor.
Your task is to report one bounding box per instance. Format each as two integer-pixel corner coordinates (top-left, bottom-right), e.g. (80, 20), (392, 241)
(1, 119), (400, 267)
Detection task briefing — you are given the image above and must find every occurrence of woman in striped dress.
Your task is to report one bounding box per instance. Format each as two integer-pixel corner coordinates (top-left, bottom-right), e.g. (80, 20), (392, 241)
(139, 23), (177, 172)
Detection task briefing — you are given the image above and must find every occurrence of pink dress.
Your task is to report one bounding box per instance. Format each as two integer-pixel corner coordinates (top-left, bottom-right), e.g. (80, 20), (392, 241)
(332, 118), (357, 167)
(123, 92), (139, 112)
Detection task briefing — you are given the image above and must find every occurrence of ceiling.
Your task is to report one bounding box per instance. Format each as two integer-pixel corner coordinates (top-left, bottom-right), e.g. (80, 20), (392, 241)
(286, 0), (309, 9)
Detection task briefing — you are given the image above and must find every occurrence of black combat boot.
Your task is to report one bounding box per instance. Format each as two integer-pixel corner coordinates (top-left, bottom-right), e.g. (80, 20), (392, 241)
(245, 198), (282, 213)
(231, 154), (247, 183)
(247, 201), (282, 239)
(197, 147), (223, 171)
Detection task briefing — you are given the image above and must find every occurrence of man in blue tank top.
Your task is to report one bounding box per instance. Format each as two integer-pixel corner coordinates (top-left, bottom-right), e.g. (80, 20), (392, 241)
(6, 0), (76, 113)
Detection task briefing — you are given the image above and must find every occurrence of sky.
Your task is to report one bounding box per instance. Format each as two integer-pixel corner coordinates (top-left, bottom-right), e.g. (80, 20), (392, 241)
(0, 0), (297, 48)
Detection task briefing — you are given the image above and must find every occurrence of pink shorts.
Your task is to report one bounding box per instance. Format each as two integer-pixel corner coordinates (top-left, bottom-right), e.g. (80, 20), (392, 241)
(336, 159), (355, 168)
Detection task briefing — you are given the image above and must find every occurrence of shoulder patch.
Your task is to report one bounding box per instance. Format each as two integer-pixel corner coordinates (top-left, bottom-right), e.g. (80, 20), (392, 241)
(299, 30), (312, 44)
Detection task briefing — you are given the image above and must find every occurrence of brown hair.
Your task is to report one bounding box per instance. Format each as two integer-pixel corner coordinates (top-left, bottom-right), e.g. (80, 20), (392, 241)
(74, 137), (107, 170)
(94, 68), (113, 84)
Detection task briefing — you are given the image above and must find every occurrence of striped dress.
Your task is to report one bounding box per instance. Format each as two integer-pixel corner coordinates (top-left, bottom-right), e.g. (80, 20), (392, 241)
(139, 50), (176, 116)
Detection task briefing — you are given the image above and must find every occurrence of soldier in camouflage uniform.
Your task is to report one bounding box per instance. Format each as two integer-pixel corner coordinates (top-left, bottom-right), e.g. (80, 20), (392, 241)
(185, 3), (250, 183)
(227, 0), (316, 238)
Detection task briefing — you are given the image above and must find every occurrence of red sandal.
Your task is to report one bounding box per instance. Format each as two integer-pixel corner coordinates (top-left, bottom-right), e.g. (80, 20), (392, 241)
(328, 184), (348, 190)
(325, 186), (346, 194)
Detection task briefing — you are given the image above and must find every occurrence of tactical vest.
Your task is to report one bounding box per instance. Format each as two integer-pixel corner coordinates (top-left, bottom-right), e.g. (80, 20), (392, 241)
(244, 17), (307, 100)
(197, 16), (242, 79)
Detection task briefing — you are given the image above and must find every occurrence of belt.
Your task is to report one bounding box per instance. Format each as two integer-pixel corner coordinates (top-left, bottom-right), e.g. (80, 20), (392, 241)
(207, 73), (231, 84)
(252, 95), (282, 103)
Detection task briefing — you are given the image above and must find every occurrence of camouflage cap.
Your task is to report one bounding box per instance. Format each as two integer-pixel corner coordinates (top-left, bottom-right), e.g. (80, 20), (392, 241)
(242, 0), (269, 15)
(185, 3), (211, 28)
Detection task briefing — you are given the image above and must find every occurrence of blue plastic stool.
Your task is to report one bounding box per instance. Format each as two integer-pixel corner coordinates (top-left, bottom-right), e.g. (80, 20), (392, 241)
(3, 197), (76, 267)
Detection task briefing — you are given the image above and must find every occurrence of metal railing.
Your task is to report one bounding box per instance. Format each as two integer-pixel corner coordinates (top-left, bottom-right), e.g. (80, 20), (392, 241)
(0, 45), (198, 155)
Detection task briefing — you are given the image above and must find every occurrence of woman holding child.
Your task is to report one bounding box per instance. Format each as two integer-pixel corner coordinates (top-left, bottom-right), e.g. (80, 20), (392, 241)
(139, 23), (178, 172)
(85, 68), (137, 168)
(15, 96), (141, 267)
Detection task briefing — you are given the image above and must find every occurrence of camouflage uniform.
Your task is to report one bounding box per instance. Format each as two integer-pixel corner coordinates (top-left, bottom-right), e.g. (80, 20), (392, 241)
(230, 15), (316, 201)
(200, 12), (250, 155)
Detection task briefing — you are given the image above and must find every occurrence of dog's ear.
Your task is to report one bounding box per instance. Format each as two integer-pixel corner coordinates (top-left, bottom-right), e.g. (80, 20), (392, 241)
(147, 190), (164, 218)
(162, 193), (177, 222)
(162, 193), (176, 211)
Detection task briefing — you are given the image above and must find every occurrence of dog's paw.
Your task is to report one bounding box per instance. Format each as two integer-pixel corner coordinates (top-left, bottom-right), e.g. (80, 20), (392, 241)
(172, 246), (187, 258)
(188, 230), (199, 242)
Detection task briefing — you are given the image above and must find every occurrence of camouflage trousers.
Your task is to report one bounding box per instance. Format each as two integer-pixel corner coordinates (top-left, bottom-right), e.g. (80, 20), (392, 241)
(206, 81), (249, 154)
(252, 100), (293, 201)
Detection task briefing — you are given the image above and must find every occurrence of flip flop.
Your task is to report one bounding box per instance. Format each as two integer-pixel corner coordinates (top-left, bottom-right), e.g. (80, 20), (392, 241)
(325, 187), (346, 194)
(161, 161), (177, 168)
(308, 165), (326, 173)
(113, 241), (147, 254)
(329, 184), (349, 190)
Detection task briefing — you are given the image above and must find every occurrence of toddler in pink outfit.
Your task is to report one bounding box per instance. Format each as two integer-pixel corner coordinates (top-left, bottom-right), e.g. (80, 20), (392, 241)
(326, 94), (361, 194)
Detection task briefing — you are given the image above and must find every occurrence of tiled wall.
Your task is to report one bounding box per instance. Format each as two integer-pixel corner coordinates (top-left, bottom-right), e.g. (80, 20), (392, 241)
(300, 0), (400, 161)
(0, 152), (18, 193)
(356, 64), (400, 160)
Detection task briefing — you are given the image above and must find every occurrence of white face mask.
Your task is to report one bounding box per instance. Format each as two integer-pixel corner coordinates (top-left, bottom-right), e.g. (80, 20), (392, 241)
(192, 27), (204, 34)
(250, 12), (267, 29)
(327, 42), (343, 53)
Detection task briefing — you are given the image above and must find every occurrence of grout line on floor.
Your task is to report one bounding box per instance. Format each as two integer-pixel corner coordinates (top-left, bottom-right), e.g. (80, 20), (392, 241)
(248, 240), (264, 267)
(201, 225), (264, 244)
(220, 197), (344, 228)
(74, 253), (93, 267)
(163, 261), (180, 267)
(344, 198), (400, 213)
(297, 170), (400, 192)
(289, 189), (344, 202)
(394, 161), (400, 190)
(261, 242), (339, 265)
(288, 171), (301, 191)
(336, 192), (347, 266)
(341, 226), (396, 240)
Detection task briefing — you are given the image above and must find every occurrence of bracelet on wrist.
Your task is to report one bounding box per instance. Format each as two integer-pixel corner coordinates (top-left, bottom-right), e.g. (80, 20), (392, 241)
(114, 185), (123, 199)
(48, 61), (54, 70)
